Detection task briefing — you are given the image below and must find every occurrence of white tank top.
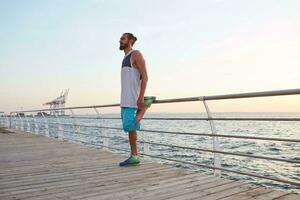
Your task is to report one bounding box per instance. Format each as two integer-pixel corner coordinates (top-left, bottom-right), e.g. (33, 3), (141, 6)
(120, 49), (141, 108)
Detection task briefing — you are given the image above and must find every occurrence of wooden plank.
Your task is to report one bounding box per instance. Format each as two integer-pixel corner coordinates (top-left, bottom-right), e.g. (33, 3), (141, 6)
(251, 190), (289, 200)
(221, 187), (274, 200)
(64, 174), (201, 200)
(161, 180), (243, 200)
(196, 184), (257, 200)
(136, 176), (226, 200)
(0, 164), (168, 196)
(2, 167), (176, 199)
(275, 194), (300, 200)
(23, 168), (188, 200)
(17, 169), (185, 199)
(144, 179), (232, 199)
(0, 151), (118, 168)
(77, 174), (210, 200)
(1, 129), (299, 200)
(78, 175), (226, 200)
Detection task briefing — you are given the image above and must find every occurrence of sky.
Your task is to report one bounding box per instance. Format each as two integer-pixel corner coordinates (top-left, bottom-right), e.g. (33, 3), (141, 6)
(1, 0), (300, 114)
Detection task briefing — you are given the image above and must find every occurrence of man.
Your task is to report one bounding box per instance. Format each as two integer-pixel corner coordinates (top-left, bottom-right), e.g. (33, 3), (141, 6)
(119, 33), (155, 166)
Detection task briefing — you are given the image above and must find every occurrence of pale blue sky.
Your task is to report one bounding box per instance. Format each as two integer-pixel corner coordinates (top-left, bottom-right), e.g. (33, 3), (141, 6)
(1, 0), (300, 113)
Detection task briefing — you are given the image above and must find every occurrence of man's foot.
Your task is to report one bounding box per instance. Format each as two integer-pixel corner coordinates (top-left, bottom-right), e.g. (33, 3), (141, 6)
(144, 96), (156, 107)
(119, 155), (140, 166)
(136, 96), (156, 123)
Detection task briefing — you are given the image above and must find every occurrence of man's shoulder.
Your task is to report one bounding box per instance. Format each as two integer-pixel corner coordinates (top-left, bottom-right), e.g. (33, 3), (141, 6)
(132, 50), (143, 59)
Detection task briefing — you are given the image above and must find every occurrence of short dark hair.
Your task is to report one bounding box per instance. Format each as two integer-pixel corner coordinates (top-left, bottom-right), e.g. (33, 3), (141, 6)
(124, 33), (137, 45)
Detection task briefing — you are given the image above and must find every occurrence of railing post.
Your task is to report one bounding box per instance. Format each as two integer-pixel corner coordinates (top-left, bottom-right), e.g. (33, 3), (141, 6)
(16, 113), (19, 130)
(69, 109), (80, 142)
(0, 113), (3, 127)
(203, 100), (221, 177)
(41, 112), (50, 137)
(13, 113), (17, 129)
(3, 114), (7, 127)
(9, 112), (12, 128)
(2, 114), (5, 127)
(4, 114), (9, 128)
(1, 114), (3, 127)
(3, 114), (6, 127)
(94, 107), (108, 150)
(54, 112), (64, 140)
(24, 113), (30, 133)
(17, 113), (24, 131)
(2, 114), (4, 127)
(31, 113), (39, 134)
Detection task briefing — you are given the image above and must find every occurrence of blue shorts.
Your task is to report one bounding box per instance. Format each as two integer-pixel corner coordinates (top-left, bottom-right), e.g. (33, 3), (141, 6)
(121, 107), (141, 132)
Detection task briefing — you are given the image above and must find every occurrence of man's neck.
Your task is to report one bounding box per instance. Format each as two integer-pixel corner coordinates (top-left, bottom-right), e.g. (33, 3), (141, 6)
(124, 47), (132, 55)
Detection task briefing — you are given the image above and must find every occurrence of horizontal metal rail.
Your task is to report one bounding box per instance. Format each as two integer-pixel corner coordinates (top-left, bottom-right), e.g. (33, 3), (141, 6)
(12, 88), (300, 113)
(25, 121), (300, 143)
(140, 117), (300, 121)
(22, 121), (300, 143)
(15, 115), (300, 122)
(137, 141), (300, 164)
(87, 134), (300, 163)
(140, 128), (300, 143)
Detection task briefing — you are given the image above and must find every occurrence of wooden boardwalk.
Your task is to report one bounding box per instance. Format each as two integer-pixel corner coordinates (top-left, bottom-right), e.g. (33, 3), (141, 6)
(0, 128), (299, 200)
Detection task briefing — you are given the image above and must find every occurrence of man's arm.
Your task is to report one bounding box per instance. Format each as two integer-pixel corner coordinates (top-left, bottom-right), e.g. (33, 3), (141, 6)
(132, 51), (148, 109)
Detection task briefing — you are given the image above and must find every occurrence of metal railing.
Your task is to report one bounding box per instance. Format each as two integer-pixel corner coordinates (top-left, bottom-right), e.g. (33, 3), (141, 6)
(6, 88), (300, 189)
(0, 112), (9, 128)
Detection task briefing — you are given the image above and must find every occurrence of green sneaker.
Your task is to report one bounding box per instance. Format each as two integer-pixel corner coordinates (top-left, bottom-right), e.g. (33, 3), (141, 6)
(144, 96), (156, 108)
(119, 155), (140, 166)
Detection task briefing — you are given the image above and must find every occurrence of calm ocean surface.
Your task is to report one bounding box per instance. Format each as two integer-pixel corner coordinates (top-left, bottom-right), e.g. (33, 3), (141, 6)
(14, 112), (300, 193)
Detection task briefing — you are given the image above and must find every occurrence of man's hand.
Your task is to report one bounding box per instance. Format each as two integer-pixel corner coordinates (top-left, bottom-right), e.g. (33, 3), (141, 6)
(137, 96), (144, 110)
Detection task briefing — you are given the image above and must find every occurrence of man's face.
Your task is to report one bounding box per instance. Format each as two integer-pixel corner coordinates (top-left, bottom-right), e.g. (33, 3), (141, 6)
(119, 34), (130, 50)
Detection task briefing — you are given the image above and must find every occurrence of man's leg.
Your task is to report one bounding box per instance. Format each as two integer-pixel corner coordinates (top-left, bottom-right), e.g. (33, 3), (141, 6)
(136, 106), (148, 124)
(119, 130), (140, 166)
(128, 131), (138, 155)
(119, 108), (141, 166)
(136, 96), (156, 123)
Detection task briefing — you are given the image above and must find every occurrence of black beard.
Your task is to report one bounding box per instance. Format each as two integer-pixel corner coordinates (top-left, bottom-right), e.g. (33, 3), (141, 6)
(119, 43), (128, 50)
